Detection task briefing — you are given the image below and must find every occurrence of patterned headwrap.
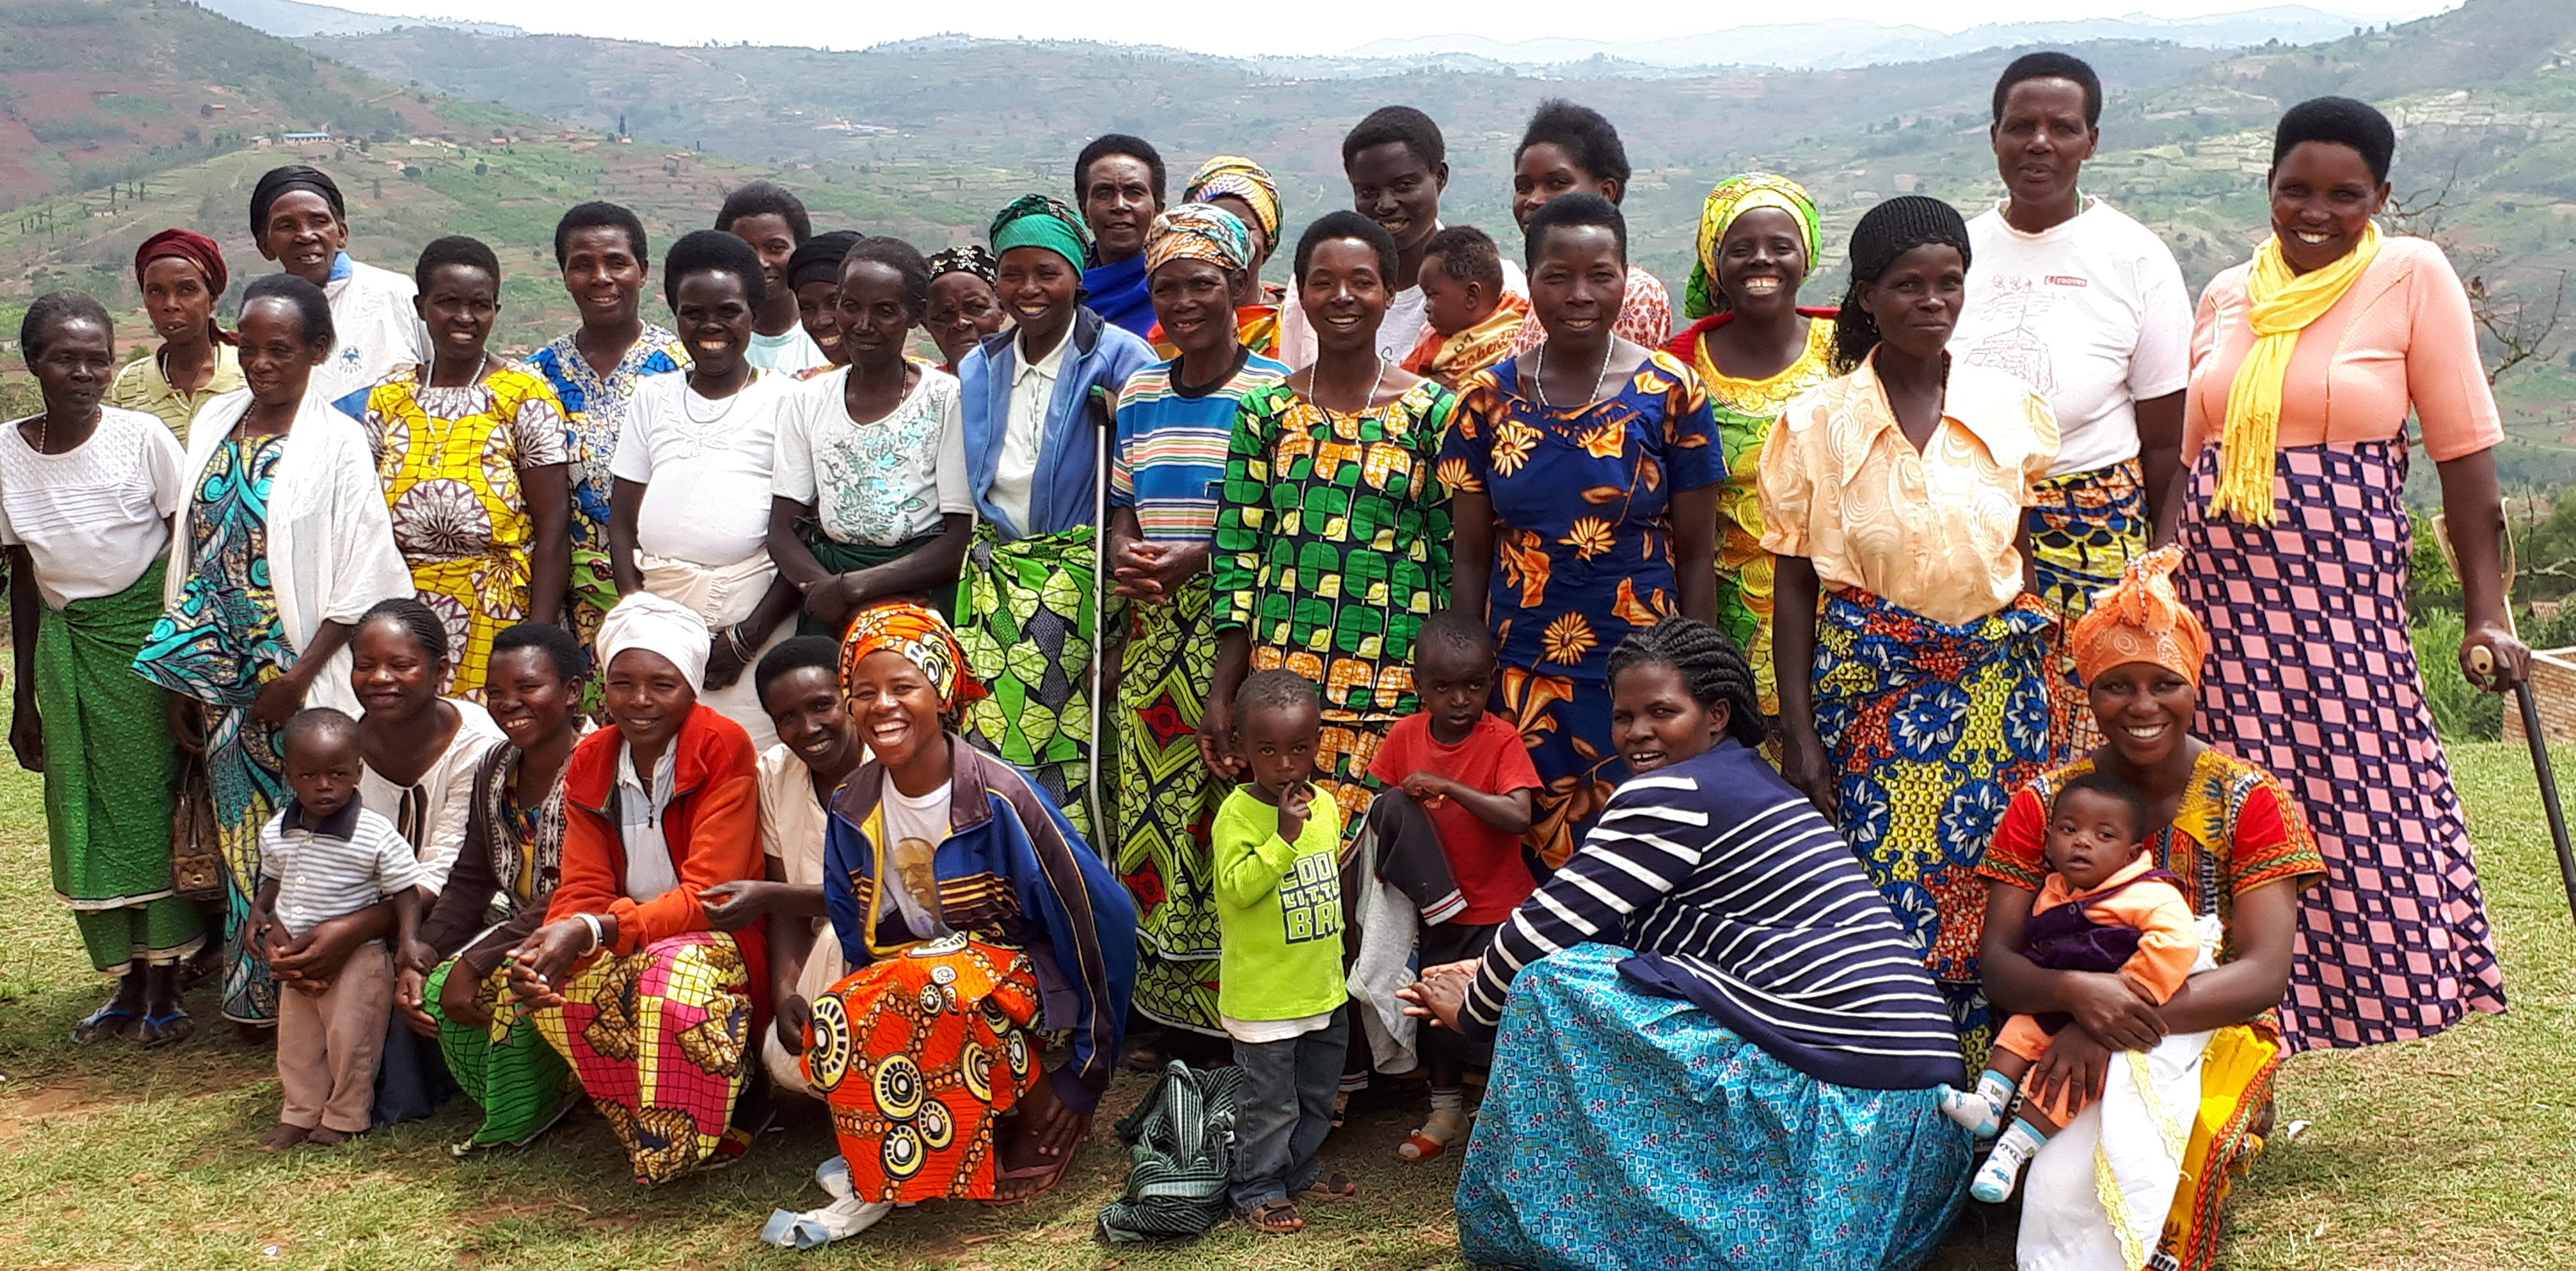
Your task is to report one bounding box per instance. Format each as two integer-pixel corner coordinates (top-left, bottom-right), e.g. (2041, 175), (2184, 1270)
(135, 228), (236, 346)
(988, 195), (1091, 274)
(926, 244), (997, 286)
(2069, 546), (2211, 688)
(841, 601), (986, 712)
(1181, 155), (1281, 247)
(1685, 173), (1823, 320)
(1145, 203), (1253, 275)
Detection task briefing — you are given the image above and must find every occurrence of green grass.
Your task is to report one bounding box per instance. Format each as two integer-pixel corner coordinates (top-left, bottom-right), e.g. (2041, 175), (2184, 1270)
(3, 735), (2569, 1269)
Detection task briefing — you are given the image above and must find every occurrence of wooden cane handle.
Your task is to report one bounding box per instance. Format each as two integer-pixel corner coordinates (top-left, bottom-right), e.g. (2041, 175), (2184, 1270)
(2471, 646), (2496, 676)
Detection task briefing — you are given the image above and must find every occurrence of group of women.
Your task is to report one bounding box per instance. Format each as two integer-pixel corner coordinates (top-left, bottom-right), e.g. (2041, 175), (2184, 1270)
(3, 47), (2533, 1269)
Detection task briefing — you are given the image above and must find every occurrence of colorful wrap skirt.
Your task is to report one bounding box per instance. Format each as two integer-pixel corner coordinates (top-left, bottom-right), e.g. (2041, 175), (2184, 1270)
(2027, 456), (2147, 757)
(2176, 439), (2506, 1051)
(1115, 574), (1226, 1035)
(425, 956), (579, 1150)
(957, 524), (1107, 840)
(801, 935), (1043, 1203)
(1811, 587), (2057, 1064)
(530, 930), (754, 1185)
(1456, 943), (1970, 1271)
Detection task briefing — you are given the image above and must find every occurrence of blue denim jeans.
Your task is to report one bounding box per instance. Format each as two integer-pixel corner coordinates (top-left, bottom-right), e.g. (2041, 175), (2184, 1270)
(1227, 1005), (1349, 1213)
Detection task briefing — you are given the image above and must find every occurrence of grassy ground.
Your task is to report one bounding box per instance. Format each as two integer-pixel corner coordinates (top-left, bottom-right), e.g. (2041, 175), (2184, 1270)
(1, 739), (2568, 1270)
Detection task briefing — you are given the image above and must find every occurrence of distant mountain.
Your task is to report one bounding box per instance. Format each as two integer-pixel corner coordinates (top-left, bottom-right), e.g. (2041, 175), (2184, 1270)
(195, 0), (520, 38)
(1349, 7), (2401, 71)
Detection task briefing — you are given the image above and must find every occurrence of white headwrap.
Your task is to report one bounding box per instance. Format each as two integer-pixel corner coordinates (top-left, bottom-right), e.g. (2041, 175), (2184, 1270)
(595, 591), (711, 690)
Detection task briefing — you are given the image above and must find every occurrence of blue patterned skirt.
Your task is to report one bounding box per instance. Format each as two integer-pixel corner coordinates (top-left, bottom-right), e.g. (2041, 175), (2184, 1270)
(1457, 944), (1969, 1271)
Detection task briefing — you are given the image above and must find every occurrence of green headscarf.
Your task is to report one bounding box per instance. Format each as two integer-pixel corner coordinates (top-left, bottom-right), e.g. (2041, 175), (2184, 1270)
(989, 194), (1092, 274)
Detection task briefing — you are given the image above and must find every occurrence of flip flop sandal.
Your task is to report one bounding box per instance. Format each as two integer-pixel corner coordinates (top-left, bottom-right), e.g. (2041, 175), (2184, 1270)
(72, 1004), (142, 1044)
(1243, 1199), (1305, 1234)
(136, 1011), (195, 1048)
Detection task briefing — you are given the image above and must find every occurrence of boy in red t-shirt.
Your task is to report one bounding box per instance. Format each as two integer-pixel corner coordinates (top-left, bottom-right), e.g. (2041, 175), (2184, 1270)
(1363, 609), (1541, 1163)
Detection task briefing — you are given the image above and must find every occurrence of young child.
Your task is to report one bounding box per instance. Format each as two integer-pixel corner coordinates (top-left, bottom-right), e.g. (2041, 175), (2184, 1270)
(251, 708), (425, 1151)
(1938, 770), (2201, 1202)
(1364, 608), (1541, 1161)
(1213, 670), (1357, 1235)
(1401, 227), (1532, 388)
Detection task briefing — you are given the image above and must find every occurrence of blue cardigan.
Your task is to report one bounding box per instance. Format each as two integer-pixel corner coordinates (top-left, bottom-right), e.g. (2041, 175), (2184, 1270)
(958, 308), (1157, 541)
(823, 738), (1138, 1115)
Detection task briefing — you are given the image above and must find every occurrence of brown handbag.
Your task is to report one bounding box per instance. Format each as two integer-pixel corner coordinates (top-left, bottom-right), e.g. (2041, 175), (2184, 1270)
(169, 755), (225, 902)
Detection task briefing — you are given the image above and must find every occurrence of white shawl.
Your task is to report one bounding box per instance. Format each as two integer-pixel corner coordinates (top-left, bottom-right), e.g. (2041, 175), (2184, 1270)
(164, 387), (414, 718)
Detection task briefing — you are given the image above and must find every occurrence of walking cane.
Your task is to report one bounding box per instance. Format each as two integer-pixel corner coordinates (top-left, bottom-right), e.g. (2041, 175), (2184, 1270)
(2437, 514), (2576, 924)
(1086, 383), (1115, 852)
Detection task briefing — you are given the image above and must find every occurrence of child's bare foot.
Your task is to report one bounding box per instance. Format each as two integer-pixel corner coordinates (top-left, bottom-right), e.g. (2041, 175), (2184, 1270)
(305, 1126), (353, 1146)
(259, 1123), (309, 1152)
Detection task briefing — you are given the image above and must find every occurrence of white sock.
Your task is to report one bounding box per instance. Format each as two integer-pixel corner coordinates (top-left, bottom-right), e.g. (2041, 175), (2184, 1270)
(1430, 1085), (1464, 1115)
(1936, 1069), (2013, 1136)
(1971, 1120), (2048, 1204)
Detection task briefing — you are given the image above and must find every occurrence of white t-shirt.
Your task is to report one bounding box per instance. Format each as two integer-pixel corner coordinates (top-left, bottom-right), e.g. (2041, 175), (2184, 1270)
(747, 325), (830, 376)
(1275, 248), (1527, 367)
(610, 369), (796, 566)
(1953, 199), (2190, 477)
(774, 366), (974, 547)
(989, 330), (1069, 536)
(875, 778), (953, 941)
(0, 407), (185, 608)
(358, 698), (506, 895)
(313, 255), (429, 407)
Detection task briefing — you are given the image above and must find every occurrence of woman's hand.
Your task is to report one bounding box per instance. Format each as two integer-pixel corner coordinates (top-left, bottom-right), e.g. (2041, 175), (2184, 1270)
(2461, 619), (2532, 692)
(2061, 970), (2168, 1052)
(506, 919), (595, 1009)
(438, 958), (492, 1030)
(699, 880), (777, 933)
(8, 696), (42, 773)
(167, 693), (207, 758)
(1396, 959), (1480, 1034)
(775, 993), (812, 1056)
(1775, 724), (1838, 822)
(2025, 1024), (2114, 1117)
(704, 630), (750, 692)
(805, 576), (862, 631)
(1108, 537), (1169, 602)
(250, 668), (314, 727)
(1196, 696), (1241, 780)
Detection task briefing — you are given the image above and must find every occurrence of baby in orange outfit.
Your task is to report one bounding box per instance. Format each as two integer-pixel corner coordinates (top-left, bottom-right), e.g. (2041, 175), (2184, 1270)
(1939, 770), (2201, 1202)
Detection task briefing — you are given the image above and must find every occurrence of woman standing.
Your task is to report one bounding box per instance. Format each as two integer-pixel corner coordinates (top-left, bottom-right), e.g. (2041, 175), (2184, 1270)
(507, 593), (769, 1185)
(1400, 621), (1969, 1271)
(1763, 196), (2060, 1061)
(787, 230), (865, 376)
(402, 622), (588, 1152)
(1204, 211), (1455, 838)
(7, 293), (199, 1045)
(2177, 97), (2519, 1051)
(761, 603), (1137, 1246)
(1979, 549), (2325, 1271)
(1109, 204), (1291, 1040)
(348, 236), (573, 700)
(1446, 193), (1722, 868)
(108, 230), (243, 442)
(1170, 156), (1286, 357)
(1662, 174), (1838, 720)
(922, 247), (1007, 375)
(769, 236), (974, 637)
(132, 274), (414, 1029)
(1502, 100), (1673, 356)
(247, 165), (424, 406)
(955, 196), (1156, 836)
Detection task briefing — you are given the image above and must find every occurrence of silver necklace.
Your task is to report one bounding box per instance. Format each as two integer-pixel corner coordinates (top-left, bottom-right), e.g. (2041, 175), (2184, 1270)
(1530, 339), (1612, 410)
(681, 369), (747, 427)
(1318, 354), (1387, 415)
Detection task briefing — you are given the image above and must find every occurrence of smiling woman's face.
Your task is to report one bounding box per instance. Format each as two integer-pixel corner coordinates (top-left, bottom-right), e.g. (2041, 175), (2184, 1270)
(1716, 207), (1809, 319)
(258, 190), (347, 286)
(1609, 661), (1727, 774)
(2268, 140), (2390, 275)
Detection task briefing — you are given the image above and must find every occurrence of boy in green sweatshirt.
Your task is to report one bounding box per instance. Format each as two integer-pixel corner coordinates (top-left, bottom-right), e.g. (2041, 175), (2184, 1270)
(1212, 669), (1356, 1234)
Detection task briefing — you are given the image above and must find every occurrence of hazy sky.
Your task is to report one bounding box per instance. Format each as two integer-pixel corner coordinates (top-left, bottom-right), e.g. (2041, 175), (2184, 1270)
(315, 0), (2459, 58)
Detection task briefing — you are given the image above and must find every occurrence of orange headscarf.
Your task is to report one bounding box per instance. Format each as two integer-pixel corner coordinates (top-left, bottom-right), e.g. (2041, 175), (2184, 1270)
(839, 602), (986, 712)
(2069, 546), (2210, 687)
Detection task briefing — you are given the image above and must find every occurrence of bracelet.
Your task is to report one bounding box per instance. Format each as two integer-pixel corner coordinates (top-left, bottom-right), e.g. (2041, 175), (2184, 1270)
(577, 912), (604, 952)
(726, 624), (757, 662)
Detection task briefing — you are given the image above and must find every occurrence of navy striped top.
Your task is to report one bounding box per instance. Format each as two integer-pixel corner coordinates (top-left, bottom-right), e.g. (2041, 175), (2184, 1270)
(1463, 738), (1965, 1091)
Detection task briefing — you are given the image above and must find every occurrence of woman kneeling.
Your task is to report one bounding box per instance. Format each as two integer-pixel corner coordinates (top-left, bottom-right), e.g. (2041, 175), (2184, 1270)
(763, 602), (1136, 1247)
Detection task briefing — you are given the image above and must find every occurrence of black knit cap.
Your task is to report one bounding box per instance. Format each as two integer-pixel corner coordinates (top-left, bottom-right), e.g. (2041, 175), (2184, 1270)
(249, 164), (345, 239)
(1846, 194), (1973, 283)
(788, 230), (865, 291)
(2272, 96), (2396, 184)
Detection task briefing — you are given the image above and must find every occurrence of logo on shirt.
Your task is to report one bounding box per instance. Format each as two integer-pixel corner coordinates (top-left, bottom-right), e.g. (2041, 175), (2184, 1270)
(1280, 852), (1344, 945)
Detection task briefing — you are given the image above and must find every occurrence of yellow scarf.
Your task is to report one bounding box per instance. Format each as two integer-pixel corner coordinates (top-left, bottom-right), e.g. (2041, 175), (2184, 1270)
(2208, 222), (2381, 524)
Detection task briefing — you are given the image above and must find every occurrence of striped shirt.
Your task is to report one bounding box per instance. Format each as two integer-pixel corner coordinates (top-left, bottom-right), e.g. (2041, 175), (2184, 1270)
(1111, 352), (1291, 542)
(1464, 739), (1964, 1091)
(260, 801), (425, 937)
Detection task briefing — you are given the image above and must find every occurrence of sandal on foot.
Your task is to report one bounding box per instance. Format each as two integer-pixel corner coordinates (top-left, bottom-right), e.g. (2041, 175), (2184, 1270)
(136, 1011), (194, 1048)
(1243, 1199), (1305, 1234)
(1397, 1131), (1447, 1162)
(258, 1124), (309, 1152)
(73, 1004), (142, 1044)
(1299, 1172), (1357, 1202)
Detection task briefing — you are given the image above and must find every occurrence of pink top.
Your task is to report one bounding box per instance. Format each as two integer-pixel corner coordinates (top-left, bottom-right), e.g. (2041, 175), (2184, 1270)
(2184, 234), (2501, 464)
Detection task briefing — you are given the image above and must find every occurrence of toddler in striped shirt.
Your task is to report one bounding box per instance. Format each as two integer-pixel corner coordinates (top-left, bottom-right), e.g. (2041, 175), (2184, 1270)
(248, 708), (424, 1152)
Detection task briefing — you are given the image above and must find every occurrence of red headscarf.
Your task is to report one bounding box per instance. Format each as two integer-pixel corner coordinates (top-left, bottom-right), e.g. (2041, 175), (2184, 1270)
(133, 228), (236, 346)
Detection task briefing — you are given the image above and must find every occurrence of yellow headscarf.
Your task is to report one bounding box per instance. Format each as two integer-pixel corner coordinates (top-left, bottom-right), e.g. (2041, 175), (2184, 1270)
(2208, 222), (2382, 524)
(1686, 173), (1823, 320)
(1181, 156), (1281, 247)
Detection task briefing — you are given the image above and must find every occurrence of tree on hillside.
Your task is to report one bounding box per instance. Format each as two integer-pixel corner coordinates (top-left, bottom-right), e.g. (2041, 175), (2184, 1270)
(2385, 163), (2567, 388)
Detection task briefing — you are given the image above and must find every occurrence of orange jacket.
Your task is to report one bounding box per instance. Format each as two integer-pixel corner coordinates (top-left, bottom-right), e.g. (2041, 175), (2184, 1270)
(2032, 853), (2200, 1004)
